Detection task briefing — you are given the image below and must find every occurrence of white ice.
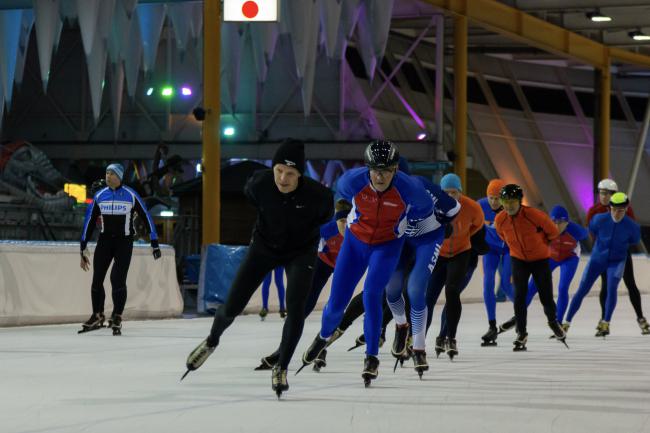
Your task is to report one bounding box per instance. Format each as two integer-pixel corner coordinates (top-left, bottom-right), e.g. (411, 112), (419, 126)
(2, 296), (650, 433)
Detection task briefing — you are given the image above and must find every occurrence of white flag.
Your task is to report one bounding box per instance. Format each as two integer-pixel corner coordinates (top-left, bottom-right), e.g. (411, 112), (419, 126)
(223, 0), (279, 22)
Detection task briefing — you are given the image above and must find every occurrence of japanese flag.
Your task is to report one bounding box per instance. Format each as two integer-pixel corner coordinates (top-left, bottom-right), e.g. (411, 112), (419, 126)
(223, 0), (279, 22)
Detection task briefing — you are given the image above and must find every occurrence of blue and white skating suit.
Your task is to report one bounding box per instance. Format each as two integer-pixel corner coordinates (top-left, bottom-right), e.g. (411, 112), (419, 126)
(565, 214), (640, 323)
(81, 185), (158, 250)
(385, 175), (460, 351)
(320, 167), (433, 356)
(527, 221), (588, 322)
(478, 198), (514, 322)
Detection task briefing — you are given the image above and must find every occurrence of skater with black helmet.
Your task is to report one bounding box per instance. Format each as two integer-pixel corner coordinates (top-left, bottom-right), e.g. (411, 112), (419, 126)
(79, 163), (161, 335)
(494, 184), (567, 351)
(182, 139), (333, 398)
(300, 140), (433, 387)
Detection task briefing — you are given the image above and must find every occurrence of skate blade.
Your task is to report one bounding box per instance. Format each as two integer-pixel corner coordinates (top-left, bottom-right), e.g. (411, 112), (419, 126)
(295, 363), (308, 376)
(180, 369), (191, 381)
(393, 358), (400, 373)
(254, 364), (272, 371)
(481, 341), (497, 347)
(347, 342), (363, 352)
(77, 325), (105, 334)
(559, 339), (570, 349)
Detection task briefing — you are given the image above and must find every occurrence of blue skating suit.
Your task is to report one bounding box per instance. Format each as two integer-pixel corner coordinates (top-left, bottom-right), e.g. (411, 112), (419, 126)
(478, 198), (514, 322)
(565, 213), (640, 323)
(385, 176), (460, 351)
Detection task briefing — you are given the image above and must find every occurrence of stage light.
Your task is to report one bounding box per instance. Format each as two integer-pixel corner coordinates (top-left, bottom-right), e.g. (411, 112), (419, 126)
(146, 87), (154, 96)
(181, 86), (192, 96)
(417, 132), (427, 141)
(161, 87), (174, 97)
(223, 126), (236, 136)
(160, 210), (174, 217)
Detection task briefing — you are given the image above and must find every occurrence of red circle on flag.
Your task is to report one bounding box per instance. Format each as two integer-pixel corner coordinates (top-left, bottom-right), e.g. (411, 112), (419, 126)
(242, 1), (259, 19)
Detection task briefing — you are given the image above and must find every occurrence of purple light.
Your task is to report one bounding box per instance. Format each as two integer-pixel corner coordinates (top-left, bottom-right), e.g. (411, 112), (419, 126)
(417, 132), (427, 141)
(181, 86), (192, 96)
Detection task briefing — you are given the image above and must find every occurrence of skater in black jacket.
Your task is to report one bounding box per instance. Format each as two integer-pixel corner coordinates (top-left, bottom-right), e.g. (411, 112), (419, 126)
(183, 139), (333, 398)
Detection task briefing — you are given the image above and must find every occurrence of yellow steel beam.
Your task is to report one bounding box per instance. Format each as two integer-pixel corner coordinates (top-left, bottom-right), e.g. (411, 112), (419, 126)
(202, 0), (221, 246)
(453, 15), (468, 190)
(598, 66), (611, 180)
(421, 0), (650, 69)
(610, 47), (650, 69)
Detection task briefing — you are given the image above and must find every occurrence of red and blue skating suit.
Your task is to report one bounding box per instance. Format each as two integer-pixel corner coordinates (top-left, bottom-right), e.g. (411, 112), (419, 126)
(320, 167), (433, 356)
(527, 221), (588, 322)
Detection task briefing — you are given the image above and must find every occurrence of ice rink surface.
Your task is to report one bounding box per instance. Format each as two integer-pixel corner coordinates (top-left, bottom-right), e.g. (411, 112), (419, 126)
(2, 296), (650, 433)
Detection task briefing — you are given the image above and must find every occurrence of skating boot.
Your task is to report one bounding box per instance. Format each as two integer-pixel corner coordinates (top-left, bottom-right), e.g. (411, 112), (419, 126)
(78, 313), (105, 334)
(279, 309), (287, 319)
(446, 338), (458, 361)
(271, 365), (289, 399)
(391, 323), (410, 371)
(498, 316), (517, 334)
(391, 324), (410, 357)
(348, 334), (366, 351)
(108, 314), (122, 336)
(181, 338), (216, 380)
(254, 351), (279, 370)
(637, 317), (650, 335)
(513, 333), (528, 351)
(362, 355), (380, 387)
(481, 326), (498, 347)
(412, 350), (428, 379)
(313, 349), (327, 372)
(258, 308), (268, 321)
(327, 328), (345, 347)
(549, 322), (570, 339)
(434, 336), (446, 358)
(296, 335), (327, 374)
(548, 321), (569, 348)
(595, 320), (610, 338)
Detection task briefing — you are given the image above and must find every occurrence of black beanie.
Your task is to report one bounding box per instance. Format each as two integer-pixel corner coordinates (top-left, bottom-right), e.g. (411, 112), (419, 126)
(272, 139), (305, 174)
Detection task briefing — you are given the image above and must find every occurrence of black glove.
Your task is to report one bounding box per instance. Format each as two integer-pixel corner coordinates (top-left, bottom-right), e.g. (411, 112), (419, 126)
(153, 248), (161, 260)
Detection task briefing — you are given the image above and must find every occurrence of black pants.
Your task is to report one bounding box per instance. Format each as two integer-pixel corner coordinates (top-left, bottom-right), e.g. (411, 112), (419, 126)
(338, 290), (394, 335)
(207, 243), (316, 370)
(91, 234), (133, 316)
(265, 258), (334, 361)
(511, 257), (557, 335)
(303, 258), (334, 317)
(425, 250), (472, 339)
(599, 250), (644, 319)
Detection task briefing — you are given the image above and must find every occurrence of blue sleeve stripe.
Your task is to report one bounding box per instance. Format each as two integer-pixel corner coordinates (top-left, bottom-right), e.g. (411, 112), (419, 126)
(81, 200), (96, 242)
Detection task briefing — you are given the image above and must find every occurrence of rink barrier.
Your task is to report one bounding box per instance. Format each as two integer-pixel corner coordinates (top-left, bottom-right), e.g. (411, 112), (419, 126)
(0, 241), (183, 327)
(199, 246), (650, 316)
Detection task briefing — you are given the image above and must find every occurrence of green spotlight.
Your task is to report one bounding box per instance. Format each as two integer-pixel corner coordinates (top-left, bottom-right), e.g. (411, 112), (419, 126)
(161, 87), (173, 97)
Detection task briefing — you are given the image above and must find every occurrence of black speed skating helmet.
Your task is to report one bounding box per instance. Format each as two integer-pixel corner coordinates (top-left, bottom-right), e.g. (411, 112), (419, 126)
(500, 184), (523, 201)
(364, 139), (400, 169)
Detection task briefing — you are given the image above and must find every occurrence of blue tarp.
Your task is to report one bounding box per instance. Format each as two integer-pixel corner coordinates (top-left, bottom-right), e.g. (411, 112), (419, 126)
(197, 244), (248, 313)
